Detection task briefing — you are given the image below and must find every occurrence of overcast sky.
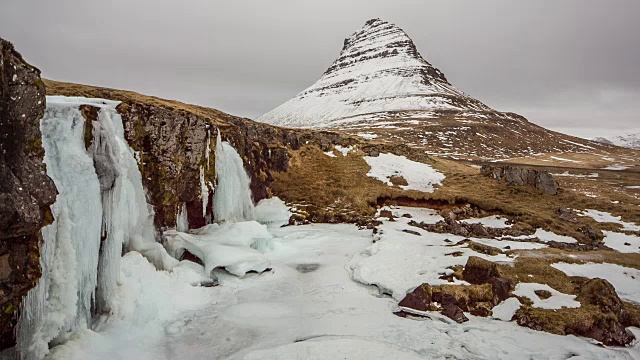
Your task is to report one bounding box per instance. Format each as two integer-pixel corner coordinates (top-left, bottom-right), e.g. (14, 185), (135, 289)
(2, 1), (639, 138)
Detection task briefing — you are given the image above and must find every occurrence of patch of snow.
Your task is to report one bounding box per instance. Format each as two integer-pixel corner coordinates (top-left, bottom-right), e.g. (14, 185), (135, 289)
(323, 150), (337, 157)
(552, 262), (640, 303)
(334, 145), (353, 156)
(549, 156), (582, 163)
(363, 153), (445, 193)
(462, 215), (512, 229)
(377, 206), (443, 224)
(578, 209), (640, 231)
(513, 283), (580, 309)
(492, 298), (522, 321)
(603, 165), (629, 171)
(356, 133), (378, 139)
(534, 229), (578, 244)
(602, 231), (640, 253)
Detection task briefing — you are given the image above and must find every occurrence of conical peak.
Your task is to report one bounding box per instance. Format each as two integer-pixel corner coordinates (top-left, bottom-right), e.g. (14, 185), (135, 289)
(327, 18), (449, 84)
(340, 18), (417, 57)
(257, 18), (492, 128)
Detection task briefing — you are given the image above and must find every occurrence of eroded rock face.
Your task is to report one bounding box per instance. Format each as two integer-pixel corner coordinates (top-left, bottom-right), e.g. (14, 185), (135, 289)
(117, 101), (313, 229)
(0, 39), (56, 349)
(481, 165), (558, 195)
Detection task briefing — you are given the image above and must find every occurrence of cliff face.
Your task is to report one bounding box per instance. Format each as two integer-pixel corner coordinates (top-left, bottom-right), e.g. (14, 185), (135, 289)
(117, 101), (299, 229)
(44, 80), (356, 231)
(0, 39), (57, 348)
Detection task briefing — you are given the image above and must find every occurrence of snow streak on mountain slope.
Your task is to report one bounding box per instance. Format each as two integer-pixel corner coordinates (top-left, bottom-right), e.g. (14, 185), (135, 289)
(594, 131), (640, 150)
(257, 18), (491, 128)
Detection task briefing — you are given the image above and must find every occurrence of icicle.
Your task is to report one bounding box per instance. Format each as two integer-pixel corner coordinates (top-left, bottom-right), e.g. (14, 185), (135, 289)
(200, 166), (209, 219)
(213, 131), (255, 222)
(176, 203), (189, 232)
(205, 127), (211, 168)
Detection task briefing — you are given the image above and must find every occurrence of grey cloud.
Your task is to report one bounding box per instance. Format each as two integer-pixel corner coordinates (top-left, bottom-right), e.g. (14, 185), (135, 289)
(1, 0), (638, 135)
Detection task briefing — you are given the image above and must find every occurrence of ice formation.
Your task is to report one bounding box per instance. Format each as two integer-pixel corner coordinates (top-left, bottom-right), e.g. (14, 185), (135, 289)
(16, 97), (176, 360)
(176, 203), (189, 233)
(164, 221), (273, 276)
(163, 136), (279, 277)
(213, 131), (255, 222)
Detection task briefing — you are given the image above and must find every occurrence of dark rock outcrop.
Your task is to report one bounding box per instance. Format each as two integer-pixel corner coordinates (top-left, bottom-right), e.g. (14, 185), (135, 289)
(0, 39), (56, 349)
(397, 261), (514, 324)
(481, 165), (558, 195)
(516, 278), (637, 346)
(462, 256), (500, 285)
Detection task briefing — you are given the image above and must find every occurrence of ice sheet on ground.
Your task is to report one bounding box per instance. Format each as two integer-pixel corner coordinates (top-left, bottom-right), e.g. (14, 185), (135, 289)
(462, 215), (512, 229)
(534, 229), (578, 244)
(242, 337), (425, 360)
(552, 262), (640, 303)
(578, 209), (640, 231)
(363, 153), (445, 192)
(513, 283), (580, 309)
(492, 298), (522, 321)
(164, 221), (273, 276)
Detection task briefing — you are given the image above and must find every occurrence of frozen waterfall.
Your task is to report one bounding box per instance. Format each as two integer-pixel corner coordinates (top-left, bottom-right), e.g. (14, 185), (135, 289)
(16, 97), (176, 360)
(164, 132), (280, 277)
(213, 131), (255, 222)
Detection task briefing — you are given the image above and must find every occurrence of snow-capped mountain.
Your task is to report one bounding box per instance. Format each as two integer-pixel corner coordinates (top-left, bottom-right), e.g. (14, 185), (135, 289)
(594, 132), (640, 150)
(257, 19), (636, 166)
(257, 18), (491, 128)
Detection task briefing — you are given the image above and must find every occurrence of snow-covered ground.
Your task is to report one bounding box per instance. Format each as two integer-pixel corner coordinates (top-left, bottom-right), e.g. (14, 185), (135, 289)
(31, 218), (640, 360)
(9, 198), (640, 359)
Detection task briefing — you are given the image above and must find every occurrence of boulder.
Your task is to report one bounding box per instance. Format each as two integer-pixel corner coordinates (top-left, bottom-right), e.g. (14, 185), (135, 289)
(398, 284), (434, 312)
(481, 165), (558, 195)
(462, 256), (500, 285)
